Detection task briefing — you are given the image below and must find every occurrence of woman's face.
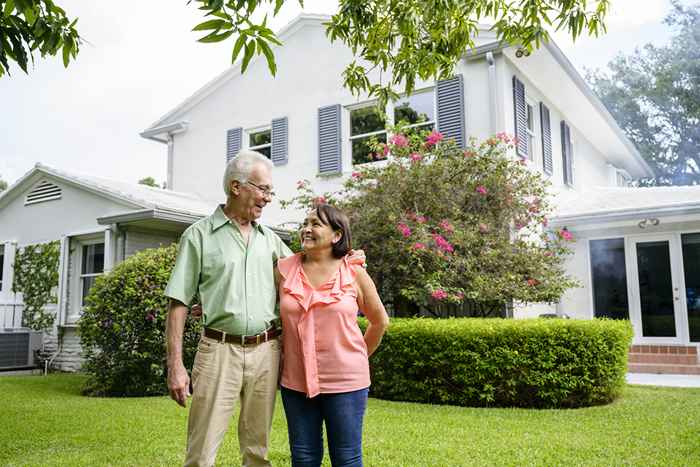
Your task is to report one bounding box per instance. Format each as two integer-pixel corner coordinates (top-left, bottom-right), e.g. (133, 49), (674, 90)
(300, 211), (342, 252)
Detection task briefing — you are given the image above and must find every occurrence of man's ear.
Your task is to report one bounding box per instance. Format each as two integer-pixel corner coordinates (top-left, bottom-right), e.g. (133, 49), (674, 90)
(230, 180), (241, 196)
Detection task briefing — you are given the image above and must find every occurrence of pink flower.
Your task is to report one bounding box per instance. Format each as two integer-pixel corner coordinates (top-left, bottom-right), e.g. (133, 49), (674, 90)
(313, 196), (326, 206)
(432, 233), (454, 253)
(543, 250), (553, 257)
(397, 222), (412, 238)
(410, 153), (422, 163)
(559, 229), (574, 241)
(464, 150), (476, 158)
(296, 180), (307, 189)
(495, 132), (511, 143)
(416, 215), (427, 224)
(518, 157), (528, 166)
(478, 223), (489, 233)
(145, 312), (155, 322)
(438, 220), (454, 233)
(412, 242), (426, 250)
(527, 278), (539, 287)
(515, 222), (524, 230)
(475, 185), (488, 195)
(454, 291), (464, 300)
(351, 171), (362, 180)
(542, 217), (549, 227)
(390, 134), (409, 148)
(431, 289), (448, 301)
(380, 144), (390, 158)
(425, 130), (444, 147)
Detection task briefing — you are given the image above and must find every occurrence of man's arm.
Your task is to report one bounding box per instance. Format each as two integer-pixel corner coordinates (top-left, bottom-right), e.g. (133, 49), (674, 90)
(166, 298), (191, 407)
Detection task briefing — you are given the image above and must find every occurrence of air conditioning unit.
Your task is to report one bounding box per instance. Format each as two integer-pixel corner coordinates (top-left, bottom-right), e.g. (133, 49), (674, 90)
(0, 328), (43, 370)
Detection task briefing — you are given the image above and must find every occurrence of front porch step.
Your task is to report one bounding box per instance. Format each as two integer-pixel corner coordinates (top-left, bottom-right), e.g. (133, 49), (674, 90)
(628, 363), (700, 375)
(628, 345), (700, 375)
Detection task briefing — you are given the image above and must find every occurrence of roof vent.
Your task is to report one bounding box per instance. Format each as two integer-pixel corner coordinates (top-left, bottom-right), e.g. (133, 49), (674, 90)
(25, 180), (62, 206)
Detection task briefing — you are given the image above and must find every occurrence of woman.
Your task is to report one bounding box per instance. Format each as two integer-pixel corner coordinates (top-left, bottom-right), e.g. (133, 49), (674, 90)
(275, 204), (389, 467)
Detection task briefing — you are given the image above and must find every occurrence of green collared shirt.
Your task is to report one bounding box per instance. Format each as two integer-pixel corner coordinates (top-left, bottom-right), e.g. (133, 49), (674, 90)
(165, 205), (292, 335)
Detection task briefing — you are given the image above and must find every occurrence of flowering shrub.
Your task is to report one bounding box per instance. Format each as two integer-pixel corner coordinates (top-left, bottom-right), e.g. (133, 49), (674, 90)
(282, 127), (577, 314)
(79, 244), (201, 397)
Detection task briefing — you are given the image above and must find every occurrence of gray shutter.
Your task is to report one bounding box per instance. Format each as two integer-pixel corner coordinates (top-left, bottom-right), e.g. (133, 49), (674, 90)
(271, 117), (288, 166)
(226, 127), (242, 163)
(512, 76), (528, 158)
(436, 74), (465, 148)
(561, 120), (573, 185)
(540, 103), (553, 175)
(318, 104), (342, 174)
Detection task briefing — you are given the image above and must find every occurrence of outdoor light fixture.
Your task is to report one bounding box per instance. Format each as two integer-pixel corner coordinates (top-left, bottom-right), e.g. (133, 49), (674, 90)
(515, 48), (531, 58)
(637, 218), (660, 229)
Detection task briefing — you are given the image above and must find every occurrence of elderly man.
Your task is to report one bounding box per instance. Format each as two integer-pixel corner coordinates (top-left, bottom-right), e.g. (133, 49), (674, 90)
(165, 150), (292, 467)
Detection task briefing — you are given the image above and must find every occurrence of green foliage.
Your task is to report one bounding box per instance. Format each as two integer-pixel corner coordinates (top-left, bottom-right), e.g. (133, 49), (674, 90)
(0, 176), (7, 192)
(194, 0), (610, 109)
(0, 0), (80, 77)
(79, 244), (201, 397)
(587, 1), (700, 186)
(283, 129), (578, 313)
(12, 240), (60, 330)
(362, 317), (633, 408)
(137, 176), (159, 188)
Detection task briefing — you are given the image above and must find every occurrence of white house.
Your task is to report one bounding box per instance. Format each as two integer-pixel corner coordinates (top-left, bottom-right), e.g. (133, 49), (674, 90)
(2, 14), (698, 373)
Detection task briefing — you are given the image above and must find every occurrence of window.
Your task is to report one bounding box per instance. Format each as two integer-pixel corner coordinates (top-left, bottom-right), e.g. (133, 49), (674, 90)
(526, 102), (537, 160)
(350, 105), (387, 165)
(80, 243), (104, 307)
(0, 245), (4, 292)
(393, 90), (435, 132)
(590, 238), (629, 320)
(248, 128), (272, 159)
(681, 233), (700, 342)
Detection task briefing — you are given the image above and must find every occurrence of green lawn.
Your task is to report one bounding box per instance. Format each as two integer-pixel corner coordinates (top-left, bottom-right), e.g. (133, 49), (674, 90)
(2, 375), (699, 466)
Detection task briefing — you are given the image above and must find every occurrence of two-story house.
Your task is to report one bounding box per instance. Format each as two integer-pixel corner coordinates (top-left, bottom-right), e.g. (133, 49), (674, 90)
(2, 14), (698, 373)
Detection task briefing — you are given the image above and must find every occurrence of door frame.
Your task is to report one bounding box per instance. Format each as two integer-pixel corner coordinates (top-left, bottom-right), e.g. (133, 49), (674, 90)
(626, 233), (689, 345)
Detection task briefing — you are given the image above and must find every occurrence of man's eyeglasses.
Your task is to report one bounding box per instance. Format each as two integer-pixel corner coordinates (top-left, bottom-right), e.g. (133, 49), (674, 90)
(246, 180), (275, 198)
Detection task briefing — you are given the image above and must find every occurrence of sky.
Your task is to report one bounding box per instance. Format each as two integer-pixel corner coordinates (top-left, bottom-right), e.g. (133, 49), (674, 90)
(0, 0), (681, 187)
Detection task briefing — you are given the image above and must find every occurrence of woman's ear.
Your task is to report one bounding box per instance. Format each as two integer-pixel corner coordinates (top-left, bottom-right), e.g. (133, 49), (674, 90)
(332, 230), (343, 244)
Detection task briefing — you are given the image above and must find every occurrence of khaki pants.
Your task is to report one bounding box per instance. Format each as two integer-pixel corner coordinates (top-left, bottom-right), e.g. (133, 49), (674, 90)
(184, 335), (281, 467)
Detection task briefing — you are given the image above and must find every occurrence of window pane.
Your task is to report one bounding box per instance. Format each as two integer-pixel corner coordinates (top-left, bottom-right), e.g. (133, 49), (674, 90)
(636, 240), (676, 337)
(351, 106), (385, 137)
(527, 104), (535, 131)
(82, 275), (97, 303)
(682, 233), (700, 341)
(0, 247), (4, 292)
(256, 146), (272, 159)
(352, 133), (387, 165)
(82, 243), (104, 275)
(394, 91), (434, 125)
(590, 239), (629, 320)
(250, 130), (271, 147)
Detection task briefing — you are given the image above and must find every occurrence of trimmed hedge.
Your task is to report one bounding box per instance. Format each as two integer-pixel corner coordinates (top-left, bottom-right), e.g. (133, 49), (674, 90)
(79, 244), (201, 397)
(363, 317), (632, 408)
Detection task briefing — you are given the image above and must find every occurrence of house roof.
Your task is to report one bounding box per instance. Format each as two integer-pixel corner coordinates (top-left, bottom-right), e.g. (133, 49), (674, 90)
(552, 185), (700, 225)
(0, 163), (214, 218)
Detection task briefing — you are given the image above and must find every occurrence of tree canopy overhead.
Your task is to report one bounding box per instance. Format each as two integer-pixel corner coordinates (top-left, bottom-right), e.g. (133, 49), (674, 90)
(588, 1), (700, 186)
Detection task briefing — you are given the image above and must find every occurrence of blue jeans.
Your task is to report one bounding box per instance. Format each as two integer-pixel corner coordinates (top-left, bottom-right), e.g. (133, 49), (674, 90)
(281, 386), (369, 467)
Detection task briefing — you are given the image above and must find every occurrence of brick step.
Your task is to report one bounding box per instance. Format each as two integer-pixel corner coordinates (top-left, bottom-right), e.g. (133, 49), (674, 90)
(629, 345), (698, 355)
(628, 353), (699, 365)
(628, 363), (700, 375)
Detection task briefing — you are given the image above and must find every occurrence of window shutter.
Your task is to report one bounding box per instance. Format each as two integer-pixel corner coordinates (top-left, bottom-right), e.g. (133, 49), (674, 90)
(226, 127), (242, 163)
(512, 76), (528, 158)
(561, 120), (574, 186)
(540, 103), (553, 175)
(318, 104), (342, 174)
(436, 74), (465, 148)
(271, 117), (288, 166)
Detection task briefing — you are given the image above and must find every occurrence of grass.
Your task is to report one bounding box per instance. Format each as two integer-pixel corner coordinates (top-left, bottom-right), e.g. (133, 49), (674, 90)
(2, 374), (699, 466)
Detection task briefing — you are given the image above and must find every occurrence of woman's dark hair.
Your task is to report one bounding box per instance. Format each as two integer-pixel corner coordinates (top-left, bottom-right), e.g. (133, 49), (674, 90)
(315, 204), (352, 258)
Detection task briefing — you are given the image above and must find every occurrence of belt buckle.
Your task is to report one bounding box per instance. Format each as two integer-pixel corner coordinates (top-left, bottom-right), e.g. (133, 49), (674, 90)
(256, 334), (261, 345)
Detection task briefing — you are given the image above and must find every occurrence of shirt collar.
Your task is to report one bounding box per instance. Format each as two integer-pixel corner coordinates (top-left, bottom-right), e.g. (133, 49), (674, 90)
(211, 204), (264, 234)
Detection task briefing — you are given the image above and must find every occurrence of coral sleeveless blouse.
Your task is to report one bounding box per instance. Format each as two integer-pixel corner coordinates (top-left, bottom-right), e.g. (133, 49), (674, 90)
(278, 253), (370, 398)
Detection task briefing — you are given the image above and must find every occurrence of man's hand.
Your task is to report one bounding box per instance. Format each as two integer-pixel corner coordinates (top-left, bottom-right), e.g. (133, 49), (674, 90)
(167, 362), (191, 408)
(190, 303), (203, 318)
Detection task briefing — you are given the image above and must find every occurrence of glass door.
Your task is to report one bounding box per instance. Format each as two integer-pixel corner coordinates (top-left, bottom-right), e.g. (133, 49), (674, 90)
(681, 233), (700, 342)
(627, 235), (685, 344)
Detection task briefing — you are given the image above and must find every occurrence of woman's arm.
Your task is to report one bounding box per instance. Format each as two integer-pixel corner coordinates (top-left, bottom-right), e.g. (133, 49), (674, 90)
(355, 267), (390, 356)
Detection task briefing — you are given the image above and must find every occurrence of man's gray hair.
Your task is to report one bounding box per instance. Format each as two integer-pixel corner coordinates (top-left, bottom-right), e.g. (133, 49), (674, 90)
(222, 150), (274, 196)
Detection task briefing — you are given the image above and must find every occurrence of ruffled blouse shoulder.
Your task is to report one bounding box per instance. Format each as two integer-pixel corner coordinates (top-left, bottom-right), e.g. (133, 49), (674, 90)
(277, 253), (302, 280)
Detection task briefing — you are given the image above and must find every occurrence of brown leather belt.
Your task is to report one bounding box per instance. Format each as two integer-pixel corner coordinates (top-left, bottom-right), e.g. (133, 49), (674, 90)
(203, 326), (281, 346)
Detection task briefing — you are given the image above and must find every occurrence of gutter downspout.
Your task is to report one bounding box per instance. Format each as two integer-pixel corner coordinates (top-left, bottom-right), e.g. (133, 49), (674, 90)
(166, 135), (174, 190)
(486, 52), (498, 135)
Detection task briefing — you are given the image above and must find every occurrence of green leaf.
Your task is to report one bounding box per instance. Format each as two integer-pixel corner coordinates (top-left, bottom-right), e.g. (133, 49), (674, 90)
(240, 40), (254, 73)
(3, 0), (15, 17)
(192, 18), (230, 32)
(62, 38), (72, 67)
(256, 37), (276, 75)
(231, 34), (246, 63)
(197, 29), (234, 43)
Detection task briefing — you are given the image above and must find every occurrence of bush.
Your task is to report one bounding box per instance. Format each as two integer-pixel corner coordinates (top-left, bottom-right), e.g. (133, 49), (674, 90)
(79, 244), (201, 397)
(363, 317), (632, 408)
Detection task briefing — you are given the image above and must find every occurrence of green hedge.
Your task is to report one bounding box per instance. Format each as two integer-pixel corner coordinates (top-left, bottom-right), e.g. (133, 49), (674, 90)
(79, 244), (201, 397)
(363, 317), (632, 408)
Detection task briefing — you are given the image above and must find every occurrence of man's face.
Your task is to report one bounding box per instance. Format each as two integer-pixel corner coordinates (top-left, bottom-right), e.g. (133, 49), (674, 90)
(233, 163), (273, 222)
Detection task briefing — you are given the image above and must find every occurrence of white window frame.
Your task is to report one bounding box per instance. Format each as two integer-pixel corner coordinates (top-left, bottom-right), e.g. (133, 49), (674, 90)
(67, 235), (105, 324)
(246, 125), (272, 159)
(525, 96), (539, 162)
(347, 87), (436, 168)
